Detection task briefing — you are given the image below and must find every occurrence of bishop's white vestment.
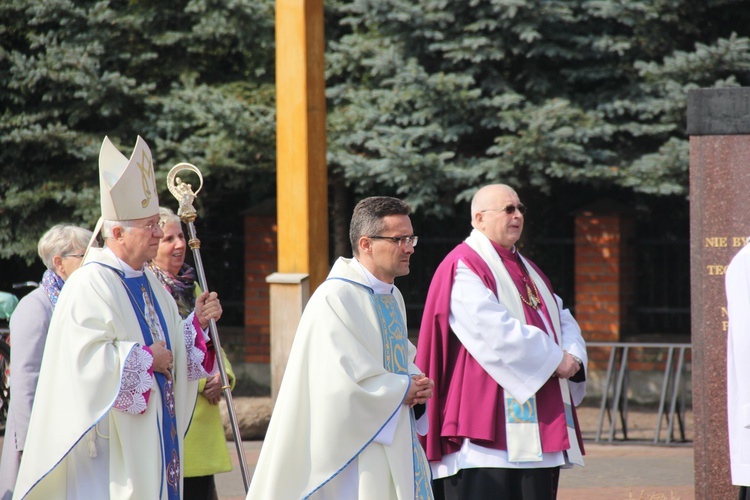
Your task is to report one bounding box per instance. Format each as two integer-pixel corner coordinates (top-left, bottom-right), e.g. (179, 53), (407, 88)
(246, 257), (432, 499)
(13, 248), (210, 499)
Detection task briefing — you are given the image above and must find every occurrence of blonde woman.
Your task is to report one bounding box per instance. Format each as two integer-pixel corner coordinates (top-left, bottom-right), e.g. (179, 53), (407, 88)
(147, 207), (234, 500)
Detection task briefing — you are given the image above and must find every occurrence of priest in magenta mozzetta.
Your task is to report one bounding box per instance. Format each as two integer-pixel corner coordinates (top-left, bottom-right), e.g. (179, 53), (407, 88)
(416, 184), (587, 500)
(13, 136), (222, 500)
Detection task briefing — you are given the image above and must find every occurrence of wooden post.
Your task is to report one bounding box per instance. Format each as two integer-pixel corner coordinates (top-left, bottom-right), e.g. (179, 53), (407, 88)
(275, 0), (328, 288)
(268, 0), (328, 399)
(265, 273), (310, 399)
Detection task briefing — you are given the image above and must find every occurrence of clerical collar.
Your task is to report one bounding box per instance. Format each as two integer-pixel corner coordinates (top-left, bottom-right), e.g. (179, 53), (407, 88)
(351, 258), (394, 295)
(490, 241), (517, 261)
(103, 247), (144, 278)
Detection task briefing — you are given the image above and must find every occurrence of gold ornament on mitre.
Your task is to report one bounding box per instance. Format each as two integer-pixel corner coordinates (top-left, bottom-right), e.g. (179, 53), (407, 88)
(99, 135), (159, 221)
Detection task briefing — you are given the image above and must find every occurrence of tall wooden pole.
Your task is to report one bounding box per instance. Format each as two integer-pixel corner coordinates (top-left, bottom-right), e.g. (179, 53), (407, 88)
(268, 0), (328, 399)
(275, 0), (328, 288)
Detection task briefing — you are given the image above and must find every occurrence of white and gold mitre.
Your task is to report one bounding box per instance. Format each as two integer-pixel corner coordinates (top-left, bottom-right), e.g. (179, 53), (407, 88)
(99, 135), (159, 221)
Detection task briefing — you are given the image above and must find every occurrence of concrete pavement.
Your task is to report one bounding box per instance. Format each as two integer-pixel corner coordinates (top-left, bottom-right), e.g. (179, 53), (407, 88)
(0, 435), (694, 499)
(557, 442), (694, 500)
(215, 440), (695, 500)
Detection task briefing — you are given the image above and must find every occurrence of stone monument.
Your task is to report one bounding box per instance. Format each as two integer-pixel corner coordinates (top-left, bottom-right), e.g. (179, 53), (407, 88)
(688, 87), (750, 499)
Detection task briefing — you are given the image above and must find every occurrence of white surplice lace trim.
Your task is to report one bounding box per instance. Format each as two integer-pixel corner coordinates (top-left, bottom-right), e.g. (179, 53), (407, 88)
(185, 312), (210, 382)
(114, 346), (153, 414)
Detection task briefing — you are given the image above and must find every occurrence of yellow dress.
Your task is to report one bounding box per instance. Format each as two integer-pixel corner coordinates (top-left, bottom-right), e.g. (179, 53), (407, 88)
(150, 271), (236, 479)
(184, 349), (235, 477)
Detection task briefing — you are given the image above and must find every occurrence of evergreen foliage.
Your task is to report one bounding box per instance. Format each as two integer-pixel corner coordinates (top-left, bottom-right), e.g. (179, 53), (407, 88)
(0, 0), (275, 262)
(2, 0), (750, 263)
(326, 0), (750, 215)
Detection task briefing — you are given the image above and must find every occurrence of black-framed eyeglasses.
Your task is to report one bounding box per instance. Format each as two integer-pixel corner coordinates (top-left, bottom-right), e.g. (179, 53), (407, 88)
(368, 235), (419, 248)
(481, 203), (527, 216)
(63, 254), (85, 259)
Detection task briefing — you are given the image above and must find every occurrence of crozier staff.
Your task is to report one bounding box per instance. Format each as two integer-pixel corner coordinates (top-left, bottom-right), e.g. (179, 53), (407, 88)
(147, 206), (236, 500)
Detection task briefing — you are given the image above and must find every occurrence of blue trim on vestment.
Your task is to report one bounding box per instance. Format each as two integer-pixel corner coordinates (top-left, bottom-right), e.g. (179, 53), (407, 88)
(303, 277), (410, 499)
(118, 272), (181, 500)
(303, 277), (433, 499)
(368, 293), (432, 500)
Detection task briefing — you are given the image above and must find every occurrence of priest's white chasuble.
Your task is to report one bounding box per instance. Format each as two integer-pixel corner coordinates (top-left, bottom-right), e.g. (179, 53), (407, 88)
(247, 257), (432, 499)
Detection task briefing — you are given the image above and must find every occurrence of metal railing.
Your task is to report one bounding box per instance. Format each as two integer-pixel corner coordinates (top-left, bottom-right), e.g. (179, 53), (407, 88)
(588, 342), (691, 445)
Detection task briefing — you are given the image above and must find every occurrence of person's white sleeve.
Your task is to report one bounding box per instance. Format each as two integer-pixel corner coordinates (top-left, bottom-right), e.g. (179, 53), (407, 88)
(415, 408), (429, 435)
(408, 345), (429, 435)
(373, 412), (399, 445)
(449, 261), (564, 403)
(727, 250), (750, 429)
(373, 405), (429, 442)
(558, 294), (587, 364)
(556, 294), (587, 404)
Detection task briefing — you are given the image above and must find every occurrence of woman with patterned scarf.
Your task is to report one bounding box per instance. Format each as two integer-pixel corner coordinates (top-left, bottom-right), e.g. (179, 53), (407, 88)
(147, 207), (235, 500)
(0, 224), (92, 499)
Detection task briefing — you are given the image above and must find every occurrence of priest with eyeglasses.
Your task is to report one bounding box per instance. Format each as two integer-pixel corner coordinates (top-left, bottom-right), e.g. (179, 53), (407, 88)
(247, 196), (434, 500)
(416, 184), (587, 500)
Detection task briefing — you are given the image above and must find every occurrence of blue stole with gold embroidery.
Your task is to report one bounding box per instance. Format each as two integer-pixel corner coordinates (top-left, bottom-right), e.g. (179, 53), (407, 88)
(331, 277), (433, 499)
(118, 272), (181, 500)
